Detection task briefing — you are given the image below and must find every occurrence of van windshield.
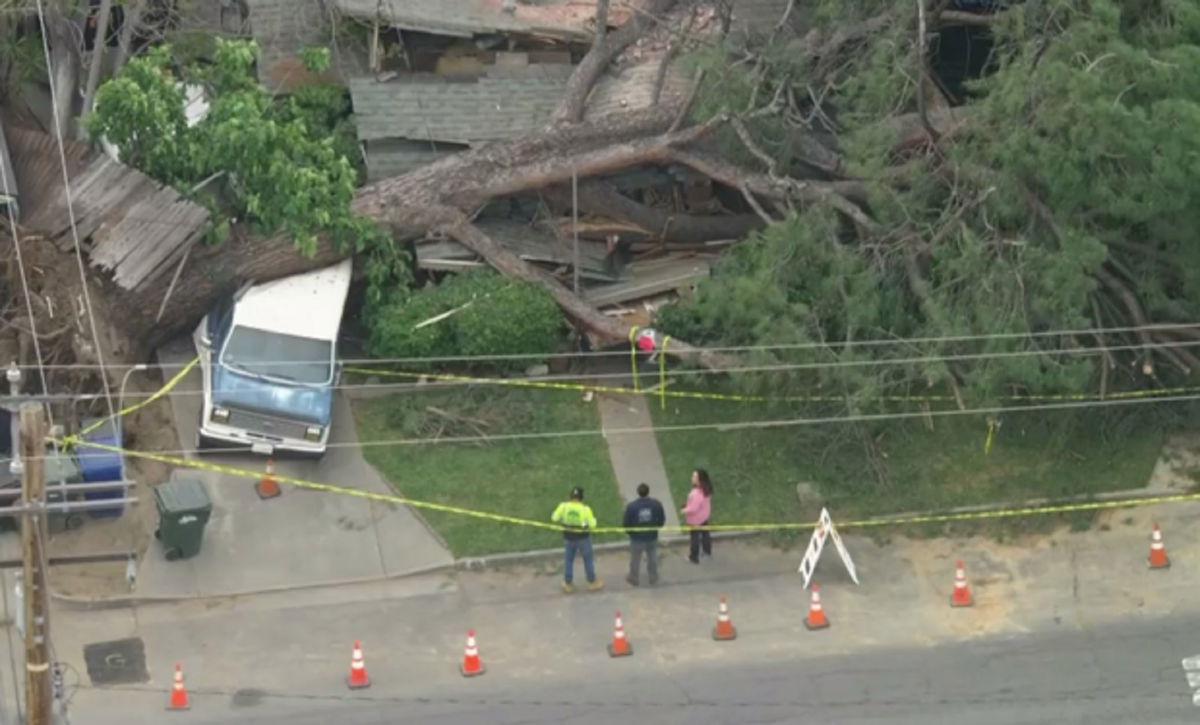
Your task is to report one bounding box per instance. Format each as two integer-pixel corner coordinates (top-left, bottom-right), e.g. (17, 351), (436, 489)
(220, 326), (333, 385)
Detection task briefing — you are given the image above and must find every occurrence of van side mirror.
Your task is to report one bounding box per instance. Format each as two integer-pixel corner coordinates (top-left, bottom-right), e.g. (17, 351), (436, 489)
(197, 333), (212, 349)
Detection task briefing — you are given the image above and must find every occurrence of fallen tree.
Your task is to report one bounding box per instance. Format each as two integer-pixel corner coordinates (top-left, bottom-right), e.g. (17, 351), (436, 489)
(5, 0), (885, 377)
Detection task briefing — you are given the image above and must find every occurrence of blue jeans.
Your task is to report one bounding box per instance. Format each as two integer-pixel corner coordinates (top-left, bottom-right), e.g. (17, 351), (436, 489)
(563, 537), (596, 584)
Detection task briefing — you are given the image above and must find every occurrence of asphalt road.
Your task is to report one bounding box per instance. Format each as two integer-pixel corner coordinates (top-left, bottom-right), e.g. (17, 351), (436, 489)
(148, 612), (1200, 725)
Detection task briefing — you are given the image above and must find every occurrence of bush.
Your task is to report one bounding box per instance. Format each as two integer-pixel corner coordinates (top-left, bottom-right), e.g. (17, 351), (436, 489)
(367, 270), (563, 365)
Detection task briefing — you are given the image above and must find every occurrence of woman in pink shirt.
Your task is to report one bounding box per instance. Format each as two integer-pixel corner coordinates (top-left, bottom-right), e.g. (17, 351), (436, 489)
(681, 468), (713, 563)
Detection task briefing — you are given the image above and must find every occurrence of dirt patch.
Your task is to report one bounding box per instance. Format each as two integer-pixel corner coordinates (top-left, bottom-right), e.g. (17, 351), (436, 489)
(47, 373), (180, 599)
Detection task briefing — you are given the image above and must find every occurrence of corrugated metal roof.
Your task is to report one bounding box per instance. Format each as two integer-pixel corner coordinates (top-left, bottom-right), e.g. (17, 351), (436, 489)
(334, 0), (589, 41)
(349, 68), (570, 144)
(7, 126), (209, 292)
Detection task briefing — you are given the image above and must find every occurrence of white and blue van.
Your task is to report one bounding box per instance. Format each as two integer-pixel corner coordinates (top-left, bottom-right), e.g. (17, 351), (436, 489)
(192, 259), (353, 457)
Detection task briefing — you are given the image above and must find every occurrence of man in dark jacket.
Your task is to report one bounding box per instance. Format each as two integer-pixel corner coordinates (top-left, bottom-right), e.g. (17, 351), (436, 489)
(624, 483), (666, 586)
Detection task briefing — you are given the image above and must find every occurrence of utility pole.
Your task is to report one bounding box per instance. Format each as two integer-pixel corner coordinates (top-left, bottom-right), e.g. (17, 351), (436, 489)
(20, 403), (50, 725)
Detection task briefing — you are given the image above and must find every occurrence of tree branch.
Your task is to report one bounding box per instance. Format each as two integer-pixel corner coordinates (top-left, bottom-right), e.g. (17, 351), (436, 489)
(939, 10), (1000, 26)
(553, 0), (678, 124)
(668, 149), (875, 230)
(443, 213), (736, 368)
(542, 180), (764, 244)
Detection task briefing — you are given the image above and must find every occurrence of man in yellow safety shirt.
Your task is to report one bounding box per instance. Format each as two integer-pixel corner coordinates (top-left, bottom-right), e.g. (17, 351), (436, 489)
(551, 487), (604, 594)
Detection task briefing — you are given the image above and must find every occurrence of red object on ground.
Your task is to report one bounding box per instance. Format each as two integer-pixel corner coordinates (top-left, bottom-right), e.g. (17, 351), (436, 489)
(951, 559), (974, 607)
(168, 663), (189, 711)
(255, 458), (281, 500)
(347, 640), (370, 689)
(1148, 523), (1170, 569)
(608, 611), (633, 657)
(713, 595), (737, 641)
(461, 629), (486, 677)
(805, 584), (830, 631)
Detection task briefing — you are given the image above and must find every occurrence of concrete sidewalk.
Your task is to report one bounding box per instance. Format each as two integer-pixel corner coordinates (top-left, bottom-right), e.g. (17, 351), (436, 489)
(593, 353), (685, 537)
(125, 338), (453, 599)
(29, 496), (1200, 723)
(597, 392), (684, 532)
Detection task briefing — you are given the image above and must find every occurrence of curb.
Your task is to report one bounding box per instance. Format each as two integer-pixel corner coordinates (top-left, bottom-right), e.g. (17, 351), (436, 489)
(865, 485), (1191, 523)
(49, 560), (457, 610)
(49, 532), (765, 609)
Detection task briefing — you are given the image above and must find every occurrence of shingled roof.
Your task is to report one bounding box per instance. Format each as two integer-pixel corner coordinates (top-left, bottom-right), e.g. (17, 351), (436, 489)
(244, 0), (367, 93)
(350, 66), (571, 145)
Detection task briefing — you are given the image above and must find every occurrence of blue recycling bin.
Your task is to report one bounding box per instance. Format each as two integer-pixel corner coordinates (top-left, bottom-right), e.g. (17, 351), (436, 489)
(76, 417), (126, 518)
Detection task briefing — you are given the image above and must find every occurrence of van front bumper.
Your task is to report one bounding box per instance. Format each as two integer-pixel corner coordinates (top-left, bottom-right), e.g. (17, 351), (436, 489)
(197, 420), (328, 457)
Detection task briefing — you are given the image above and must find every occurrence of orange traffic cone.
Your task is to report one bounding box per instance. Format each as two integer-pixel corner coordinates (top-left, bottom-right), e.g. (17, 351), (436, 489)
(255, 458), (281, 500)
(607, 611), (633, 657)
(804, 584), (830, 631)
(347, 641), (370, 689)
(951, 560), (974, 607)
(1148, 523), (1170, 569)
(460, 629), (486, 677)
(712, 595), (737, 641)
(167, 663), (189, 711)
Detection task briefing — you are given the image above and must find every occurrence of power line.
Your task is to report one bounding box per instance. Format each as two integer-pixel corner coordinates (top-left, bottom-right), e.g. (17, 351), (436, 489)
(35, 0), (119, 432)
(23, 337), (1200, 406)
(0, 87), (61, 459)
(7, 322), (1199, 371)
(53, 389), (1200, 461)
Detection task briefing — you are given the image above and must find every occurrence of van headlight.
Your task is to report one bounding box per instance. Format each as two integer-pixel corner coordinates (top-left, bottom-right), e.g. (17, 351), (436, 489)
(211, 407), (230, 423)
(304, 425), (322, 442)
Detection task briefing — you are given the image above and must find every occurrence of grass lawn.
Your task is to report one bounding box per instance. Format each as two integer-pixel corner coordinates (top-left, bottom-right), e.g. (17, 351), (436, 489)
(353, 386), (623, 557)
(650, 388), (1166, 544)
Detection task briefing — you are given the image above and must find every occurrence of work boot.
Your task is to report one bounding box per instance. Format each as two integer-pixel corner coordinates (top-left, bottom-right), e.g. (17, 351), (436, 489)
(587, 579), (605, 592)
(562, 582), (575, 594)
(625, 574), (639, 587)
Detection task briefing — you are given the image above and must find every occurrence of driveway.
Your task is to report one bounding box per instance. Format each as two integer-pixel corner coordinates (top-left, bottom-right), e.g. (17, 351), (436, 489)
(133, 338), (452, 598)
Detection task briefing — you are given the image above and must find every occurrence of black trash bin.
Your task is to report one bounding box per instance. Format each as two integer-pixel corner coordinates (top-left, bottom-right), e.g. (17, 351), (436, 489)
(154, 476), (212, 561)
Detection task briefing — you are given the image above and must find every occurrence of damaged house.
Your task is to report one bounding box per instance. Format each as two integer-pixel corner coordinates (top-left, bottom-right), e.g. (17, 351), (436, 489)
(339, 0), (732, 318)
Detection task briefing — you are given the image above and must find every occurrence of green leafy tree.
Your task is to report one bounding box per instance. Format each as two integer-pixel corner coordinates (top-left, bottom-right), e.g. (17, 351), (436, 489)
(655, 0), (1200, 487)
(368, 271), (564, 367)
(87, 39), (372, 255)
(664, 0), (1200, 405)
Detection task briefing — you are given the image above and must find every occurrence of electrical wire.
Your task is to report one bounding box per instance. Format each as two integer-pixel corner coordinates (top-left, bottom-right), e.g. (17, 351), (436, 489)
(6, 321), (1199, 370)
(0, 569), (23, 724)
(46, 389), (1200, 461)
(35, 0), (119, 431)
(19, 336), (1200, 406)
(0, 109), (56, 424)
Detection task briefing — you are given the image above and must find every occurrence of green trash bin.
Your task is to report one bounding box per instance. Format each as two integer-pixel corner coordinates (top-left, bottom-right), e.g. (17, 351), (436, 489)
(154, 476), (212, 561)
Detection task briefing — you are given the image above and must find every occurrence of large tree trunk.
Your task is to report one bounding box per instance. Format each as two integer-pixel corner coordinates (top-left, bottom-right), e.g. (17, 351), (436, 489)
(79, 108), (723, 359)
(78, 0), (114, 132)
(42, 1), (81, 139)
(18, 0), (874, 374)
(542, 180), (766, 244)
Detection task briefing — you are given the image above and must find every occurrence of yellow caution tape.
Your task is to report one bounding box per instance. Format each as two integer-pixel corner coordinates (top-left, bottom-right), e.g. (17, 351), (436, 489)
(629, 326), (640, 393)
(72, 357), (201, 442)
(345, 365), (1200, 407)
(60, 437), (1200, 535)
(48, 351), (1200, 537)
(659, 336), (670, 410)
(983, 416), (996, 455)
